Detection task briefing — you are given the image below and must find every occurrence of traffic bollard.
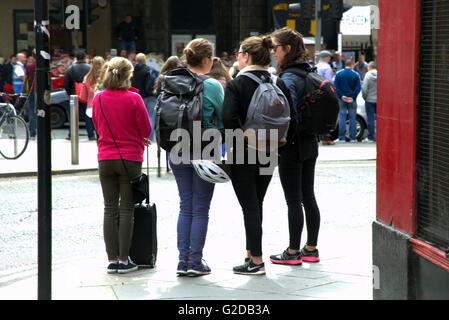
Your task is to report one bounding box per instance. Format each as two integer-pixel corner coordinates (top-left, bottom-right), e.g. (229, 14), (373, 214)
(70, 95), (79, 165)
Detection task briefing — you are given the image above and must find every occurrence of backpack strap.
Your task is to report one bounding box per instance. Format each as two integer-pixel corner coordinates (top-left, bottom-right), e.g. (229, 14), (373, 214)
(280, 67), (309, 78)
(240, 72), (263, 85)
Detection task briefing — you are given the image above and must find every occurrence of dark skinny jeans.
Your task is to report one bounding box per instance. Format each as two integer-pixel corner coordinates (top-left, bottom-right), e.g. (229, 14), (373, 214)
(279, 144), (321, 249)
(231, 164), (273, 257)
(99, 159), (142, 261)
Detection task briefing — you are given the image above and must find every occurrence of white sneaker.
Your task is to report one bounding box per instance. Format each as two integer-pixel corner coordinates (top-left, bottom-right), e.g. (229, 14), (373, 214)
(362, 138), (376, 143)
(349, 140), (357, 143)
(333, 139), (345, 144)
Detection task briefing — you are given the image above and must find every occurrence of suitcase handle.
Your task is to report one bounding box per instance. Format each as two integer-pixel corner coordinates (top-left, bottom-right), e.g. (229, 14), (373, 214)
(146, 145), (150, 206)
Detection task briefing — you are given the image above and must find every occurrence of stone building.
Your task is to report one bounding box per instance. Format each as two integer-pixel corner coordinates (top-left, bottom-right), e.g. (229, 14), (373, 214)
(0, 0), (377, 59)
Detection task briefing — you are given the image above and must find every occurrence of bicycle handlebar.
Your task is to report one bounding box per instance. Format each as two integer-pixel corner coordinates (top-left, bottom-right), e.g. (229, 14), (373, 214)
(0, 93), (27, 98)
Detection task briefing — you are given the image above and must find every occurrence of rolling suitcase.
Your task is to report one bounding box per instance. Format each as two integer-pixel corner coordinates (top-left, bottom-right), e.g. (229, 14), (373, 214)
(130, 146), (158, 268)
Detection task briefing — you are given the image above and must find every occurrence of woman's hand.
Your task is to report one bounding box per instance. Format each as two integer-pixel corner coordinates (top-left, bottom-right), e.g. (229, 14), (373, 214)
(143, 138), (151, 146)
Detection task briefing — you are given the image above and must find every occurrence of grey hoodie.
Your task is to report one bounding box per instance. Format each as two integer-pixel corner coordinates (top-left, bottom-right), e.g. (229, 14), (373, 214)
(362, 70), (377, 103)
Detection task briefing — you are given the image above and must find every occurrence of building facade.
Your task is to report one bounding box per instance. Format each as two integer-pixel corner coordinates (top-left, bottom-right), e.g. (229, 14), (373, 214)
(1, 0), (377, 60)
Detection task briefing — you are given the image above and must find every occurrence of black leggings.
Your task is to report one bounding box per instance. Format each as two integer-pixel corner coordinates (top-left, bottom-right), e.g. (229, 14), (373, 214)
(279, 146), (321, 249)
(231, 164), (272, 257)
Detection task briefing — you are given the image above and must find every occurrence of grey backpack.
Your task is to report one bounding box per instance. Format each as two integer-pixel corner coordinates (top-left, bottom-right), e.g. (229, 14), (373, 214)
(240, 72), (291, 150)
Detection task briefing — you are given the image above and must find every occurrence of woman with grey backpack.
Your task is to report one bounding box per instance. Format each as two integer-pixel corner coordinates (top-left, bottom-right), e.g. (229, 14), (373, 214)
(222, 35), (297, 275)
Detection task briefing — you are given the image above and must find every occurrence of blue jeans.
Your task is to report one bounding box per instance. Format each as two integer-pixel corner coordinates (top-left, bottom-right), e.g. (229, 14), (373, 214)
(27, 90), (36, 137)
(365, 101), (376, 141)
(143, 96), (156, 141)
(68, 102), (95, 138)
(338, 99), (357, 141)
(122, 40), (136, 52)
(170, 161), (215, 262)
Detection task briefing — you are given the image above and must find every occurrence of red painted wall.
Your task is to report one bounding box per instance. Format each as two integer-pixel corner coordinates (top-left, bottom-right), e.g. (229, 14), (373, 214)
(377, 0), (420, 235)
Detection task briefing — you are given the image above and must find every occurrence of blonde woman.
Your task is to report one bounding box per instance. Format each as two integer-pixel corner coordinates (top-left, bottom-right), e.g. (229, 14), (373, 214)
(92, 57), (152, 274)
(80, 56), (105, 119)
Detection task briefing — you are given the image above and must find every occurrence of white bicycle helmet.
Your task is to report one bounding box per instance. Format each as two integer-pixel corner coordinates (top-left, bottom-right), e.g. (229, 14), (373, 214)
(191, 160), (231, 183)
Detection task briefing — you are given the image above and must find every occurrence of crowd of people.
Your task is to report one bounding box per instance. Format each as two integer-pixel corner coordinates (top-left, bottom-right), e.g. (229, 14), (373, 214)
(85, 27), (336, 276)
(1, 26), (377, 277)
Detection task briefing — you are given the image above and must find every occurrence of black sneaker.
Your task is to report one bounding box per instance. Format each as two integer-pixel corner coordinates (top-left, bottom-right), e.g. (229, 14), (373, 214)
(233, 259), (265, 275)
(118, 257), (138, 274)
(300, 246), (320, 262)
(270, 248), (302, 265)
(107, 261), (119, 274)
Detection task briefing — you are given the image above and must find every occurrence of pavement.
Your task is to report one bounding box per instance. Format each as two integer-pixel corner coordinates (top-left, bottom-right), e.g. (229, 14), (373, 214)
(0, 136), (377, 301)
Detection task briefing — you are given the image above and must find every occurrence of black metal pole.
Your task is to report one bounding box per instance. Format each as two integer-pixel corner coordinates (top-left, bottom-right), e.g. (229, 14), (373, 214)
(34, 0), (52, 300)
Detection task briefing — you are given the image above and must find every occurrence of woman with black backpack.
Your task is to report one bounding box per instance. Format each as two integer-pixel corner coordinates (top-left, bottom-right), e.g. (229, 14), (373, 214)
(269, 27), (322, 265)
(167, 38), (225, 277)
(222, 35), (297, 275)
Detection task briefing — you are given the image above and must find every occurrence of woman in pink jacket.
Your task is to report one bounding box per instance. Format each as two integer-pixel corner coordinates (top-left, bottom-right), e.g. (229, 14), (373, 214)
(80, 56), (105, 119)
(92, 57), (152, 274)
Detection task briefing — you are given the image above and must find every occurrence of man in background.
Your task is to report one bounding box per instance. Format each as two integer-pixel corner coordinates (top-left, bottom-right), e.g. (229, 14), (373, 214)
(114, 15), (140, 54)
(316, 50), (335, 146)
(362, 61), (377, 143)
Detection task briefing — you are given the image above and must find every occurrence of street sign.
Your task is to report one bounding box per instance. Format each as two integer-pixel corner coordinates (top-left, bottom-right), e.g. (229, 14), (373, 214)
(340, 6), (371, 35)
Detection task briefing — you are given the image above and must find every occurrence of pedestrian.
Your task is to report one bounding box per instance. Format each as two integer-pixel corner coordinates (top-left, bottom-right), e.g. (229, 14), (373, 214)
(332, 51), (343, 73)
(354, 54), (368, 81)
(269, 27), (322, 265)
(207, 57), (232, 90)
(13, 53), (27, 94)
(362, 61), (377, 142)
(333, 59), (362, 143)
(316, 50), (335, 146)
(228, 61), (240, 79)
(170, 38), (224, 277)
(80, 56), (105, 118)
(114, 15), (140, 54)
(1, 56), (15, 97)
(91, 57), (152, 274)
(222, 34), (297, 275)
(131, 53), (158, 140)
(25, 50), (37, 139)
(63, 51), (97, 140)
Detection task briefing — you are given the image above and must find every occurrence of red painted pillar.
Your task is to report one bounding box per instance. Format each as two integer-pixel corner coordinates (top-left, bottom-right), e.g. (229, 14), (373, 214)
(376, 0), (420, 235)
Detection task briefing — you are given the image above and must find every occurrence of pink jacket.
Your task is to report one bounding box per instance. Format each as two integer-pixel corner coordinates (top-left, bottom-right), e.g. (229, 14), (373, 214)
(80, 76), (95, 108)
(92, 88), (152, 162)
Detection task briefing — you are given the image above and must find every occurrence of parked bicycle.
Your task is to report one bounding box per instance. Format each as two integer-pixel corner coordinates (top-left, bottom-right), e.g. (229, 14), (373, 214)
(0, 93), (29, 159)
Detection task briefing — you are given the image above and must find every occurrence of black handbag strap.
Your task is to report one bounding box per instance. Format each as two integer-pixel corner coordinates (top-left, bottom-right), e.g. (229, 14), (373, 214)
(98, 94), (132, 178)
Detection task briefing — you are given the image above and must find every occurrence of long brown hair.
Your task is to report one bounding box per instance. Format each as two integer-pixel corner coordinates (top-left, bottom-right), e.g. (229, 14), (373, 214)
(271, 27), (308, 67)
(153, 55), (184, 95)
(85, 56), (105, 85)
(207, 58), (232, 82)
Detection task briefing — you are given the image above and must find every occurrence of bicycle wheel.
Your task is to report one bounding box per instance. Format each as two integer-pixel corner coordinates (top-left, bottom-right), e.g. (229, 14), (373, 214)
(0, 115), (29, 159)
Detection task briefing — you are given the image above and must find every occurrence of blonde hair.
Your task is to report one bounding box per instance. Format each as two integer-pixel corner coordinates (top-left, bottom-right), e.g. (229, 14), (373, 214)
(183, 38), (214, 67)
(85, 56), (105, 85)
(136, 53), (146, 64)
(102, 57), (133, 90)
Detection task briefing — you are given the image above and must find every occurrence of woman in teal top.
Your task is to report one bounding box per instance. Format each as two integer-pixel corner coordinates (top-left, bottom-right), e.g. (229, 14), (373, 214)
(171, 38), (224, 277)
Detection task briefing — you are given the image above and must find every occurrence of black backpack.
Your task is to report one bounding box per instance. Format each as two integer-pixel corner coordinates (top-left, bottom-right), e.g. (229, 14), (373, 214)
(155, 67), (207, 152)
(280, 66), (339, 135)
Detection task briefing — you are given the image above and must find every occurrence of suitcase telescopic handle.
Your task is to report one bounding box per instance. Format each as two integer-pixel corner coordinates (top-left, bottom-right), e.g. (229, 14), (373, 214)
(147, 145), (150, 206)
